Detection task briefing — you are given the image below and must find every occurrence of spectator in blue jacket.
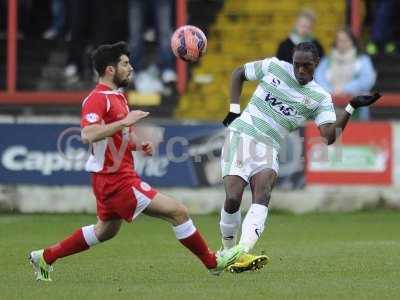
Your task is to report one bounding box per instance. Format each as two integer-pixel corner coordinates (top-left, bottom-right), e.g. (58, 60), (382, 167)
(315, 29), (376, 120)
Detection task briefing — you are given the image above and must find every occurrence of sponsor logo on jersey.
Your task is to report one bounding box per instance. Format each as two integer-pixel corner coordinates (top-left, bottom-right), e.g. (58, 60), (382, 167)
(303, 96), (318, 109)
(85, 113), (100, 123)
(271, 77), (281, 87)
(264, 92), (297, 117)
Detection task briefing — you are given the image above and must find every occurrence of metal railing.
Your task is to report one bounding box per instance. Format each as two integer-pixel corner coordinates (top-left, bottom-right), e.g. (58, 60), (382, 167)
(1, 0), (398, 106)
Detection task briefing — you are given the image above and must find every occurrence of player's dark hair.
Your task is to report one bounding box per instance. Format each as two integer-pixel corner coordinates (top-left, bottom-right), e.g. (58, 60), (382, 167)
(293, 42), (319, 62)
(91, 41), (130, 76)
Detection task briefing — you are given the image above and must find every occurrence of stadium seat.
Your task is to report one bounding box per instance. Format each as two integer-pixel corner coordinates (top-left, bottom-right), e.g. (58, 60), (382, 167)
(175, 0), (345, 121)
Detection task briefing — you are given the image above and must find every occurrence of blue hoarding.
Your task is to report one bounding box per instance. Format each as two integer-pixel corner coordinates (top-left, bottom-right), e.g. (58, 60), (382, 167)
(0, 122), (223, 186)
(0, 122), (304, 188)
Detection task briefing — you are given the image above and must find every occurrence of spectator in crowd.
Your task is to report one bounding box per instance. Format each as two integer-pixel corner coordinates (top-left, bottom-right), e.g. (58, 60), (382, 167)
(128, 0), (176, 93)
(64, 0), (116, 81)
(276, 9), (324, 63)
(315, 29), (376, 120)
(365, 0), (397, 56)
(42, 0), (67, 40)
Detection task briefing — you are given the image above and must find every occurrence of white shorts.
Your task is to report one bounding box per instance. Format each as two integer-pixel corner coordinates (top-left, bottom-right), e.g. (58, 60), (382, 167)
(221, 130), (279, 182)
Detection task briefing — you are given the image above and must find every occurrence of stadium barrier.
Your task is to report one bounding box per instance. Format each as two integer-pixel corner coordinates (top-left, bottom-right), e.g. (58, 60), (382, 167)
(1, 118), (400, 214)
(0, 119), (304, 188)
(306, 122), (393, 185)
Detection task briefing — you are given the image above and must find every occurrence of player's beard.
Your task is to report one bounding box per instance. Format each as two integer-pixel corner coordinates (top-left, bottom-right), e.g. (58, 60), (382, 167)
(113, 72), (130, 88)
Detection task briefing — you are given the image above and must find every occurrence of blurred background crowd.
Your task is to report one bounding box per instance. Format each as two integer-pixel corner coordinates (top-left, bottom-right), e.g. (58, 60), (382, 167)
(0, 0), (400, 120)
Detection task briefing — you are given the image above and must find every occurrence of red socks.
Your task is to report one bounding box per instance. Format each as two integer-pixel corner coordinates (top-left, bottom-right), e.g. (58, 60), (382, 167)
(42, 221), (216, 270)
(43, 228), (89, 265)
(179, 230), (217, 269)
(173, 219), (217, 269)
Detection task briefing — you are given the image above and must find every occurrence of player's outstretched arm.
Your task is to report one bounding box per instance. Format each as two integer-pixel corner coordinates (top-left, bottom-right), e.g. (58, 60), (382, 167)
(81, 110), (149, 144)
(318, 92), (381, 145)
(223, 66), (247, 127)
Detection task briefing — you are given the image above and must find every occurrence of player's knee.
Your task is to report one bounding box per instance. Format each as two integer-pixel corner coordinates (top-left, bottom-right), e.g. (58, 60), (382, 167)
(225, 193), (242, 213)
(98, 230), (117, 242)
(95, 224), (119, 242)
(253, 193), (271, 206)
(253, 186), (272, 206)
(265, 184), (273, 198)
(172, 203), (189, 224)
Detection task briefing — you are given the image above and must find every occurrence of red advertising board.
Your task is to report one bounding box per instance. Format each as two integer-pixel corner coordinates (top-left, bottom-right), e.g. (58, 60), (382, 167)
(305, 122), (392, 185)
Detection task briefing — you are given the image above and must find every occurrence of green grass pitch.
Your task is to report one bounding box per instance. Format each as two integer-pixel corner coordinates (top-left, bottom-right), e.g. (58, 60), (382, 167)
(1, 211), (399, 300)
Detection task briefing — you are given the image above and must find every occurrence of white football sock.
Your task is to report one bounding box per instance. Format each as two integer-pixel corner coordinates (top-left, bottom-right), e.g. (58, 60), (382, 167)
(219, 208), (241, 250)
(239, 204), (268, 252)
(173, 219), (196, 240)
(82, 225), (100, 246)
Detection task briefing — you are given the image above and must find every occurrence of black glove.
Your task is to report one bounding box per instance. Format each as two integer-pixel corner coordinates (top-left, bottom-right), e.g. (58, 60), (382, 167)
(350, 92), (382, 108)
(222, 112), (240, 127)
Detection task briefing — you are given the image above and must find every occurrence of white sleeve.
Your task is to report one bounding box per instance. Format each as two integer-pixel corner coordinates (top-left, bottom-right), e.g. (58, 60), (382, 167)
(314, 96), (336, 126)
(244, 58), (271, 81)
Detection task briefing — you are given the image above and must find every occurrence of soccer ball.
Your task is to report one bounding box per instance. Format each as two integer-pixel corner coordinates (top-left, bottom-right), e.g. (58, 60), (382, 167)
(171, 25), (207, 62)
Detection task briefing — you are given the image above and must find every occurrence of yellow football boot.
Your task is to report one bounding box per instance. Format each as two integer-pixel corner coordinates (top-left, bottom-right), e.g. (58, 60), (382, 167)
(227, 252), (269, 273)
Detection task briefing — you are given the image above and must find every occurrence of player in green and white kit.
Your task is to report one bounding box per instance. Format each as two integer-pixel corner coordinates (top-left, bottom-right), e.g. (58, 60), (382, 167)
(219, 42), (381, 273)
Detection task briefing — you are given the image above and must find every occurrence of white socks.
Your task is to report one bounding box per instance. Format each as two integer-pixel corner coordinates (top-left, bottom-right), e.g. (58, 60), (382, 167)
(173, 219), (197, 240)
(220, 208), (241, 250)
(82, 225), (100, 247)
(239, 204), (268, 252)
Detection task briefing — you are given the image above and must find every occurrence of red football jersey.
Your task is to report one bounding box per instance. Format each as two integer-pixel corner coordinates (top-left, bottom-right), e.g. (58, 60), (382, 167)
(81, 83), (136, 174)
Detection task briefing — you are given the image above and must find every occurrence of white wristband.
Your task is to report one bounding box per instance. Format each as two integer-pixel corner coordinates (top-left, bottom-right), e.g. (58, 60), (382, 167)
(345, 104), (355, 115)
(230, 103), (240, 114)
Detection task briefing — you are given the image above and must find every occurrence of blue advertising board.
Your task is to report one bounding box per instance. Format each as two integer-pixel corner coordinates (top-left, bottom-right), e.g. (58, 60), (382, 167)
(0, 122), (304, 188)
(0, 122), (223, 186)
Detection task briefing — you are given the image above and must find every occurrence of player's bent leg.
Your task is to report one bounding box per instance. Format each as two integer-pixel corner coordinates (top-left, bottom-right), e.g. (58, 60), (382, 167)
(223, 175), (247, 213)
(95, 219), (123, 242)
(143, 193), (215, 268)
(29, 219), (122, 281)
(143, 192), (243, 274)
(239, 168), (276, 253)
(229, 169), (276, 273)
(249, 168), (277, 206)
(143, 192), (189, 226)
(220, 175), (247, 250)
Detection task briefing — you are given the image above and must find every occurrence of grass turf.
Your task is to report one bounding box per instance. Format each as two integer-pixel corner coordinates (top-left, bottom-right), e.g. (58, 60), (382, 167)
(0, 211), (399, 300)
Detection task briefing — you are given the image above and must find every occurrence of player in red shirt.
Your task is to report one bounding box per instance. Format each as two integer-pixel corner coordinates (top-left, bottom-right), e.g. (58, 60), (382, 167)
(29, 42), (244, 281)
